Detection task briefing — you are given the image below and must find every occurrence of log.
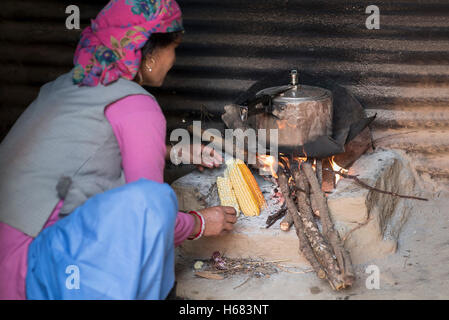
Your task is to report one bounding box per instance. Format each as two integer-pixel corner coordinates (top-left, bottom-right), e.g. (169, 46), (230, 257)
(280, 214), (293, 231)
(321, 157), (335, 193)
(277, 169), (326, 280)
(302, 162), (355, 287)
(291, 164), (345, 290)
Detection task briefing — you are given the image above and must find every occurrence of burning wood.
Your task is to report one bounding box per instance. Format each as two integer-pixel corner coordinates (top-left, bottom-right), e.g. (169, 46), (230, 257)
(329, 156), (349, 185)
(277, 169), (327, 281)
(265, 207), (287, 229)
(257, 153), (347, 193)
(301, 161), (355, 287)
(276, 157), (355, 290)
(257, 154), (278, 178)
(291, 162), (346, 289)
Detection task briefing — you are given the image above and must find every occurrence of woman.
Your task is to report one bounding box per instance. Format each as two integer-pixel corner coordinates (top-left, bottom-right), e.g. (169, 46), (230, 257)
(0, 0), (236, 300)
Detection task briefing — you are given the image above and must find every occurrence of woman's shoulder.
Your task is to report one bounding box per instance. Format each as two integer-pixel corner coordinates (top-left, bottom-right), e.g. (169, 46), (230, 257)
(105, 94), (163, 119)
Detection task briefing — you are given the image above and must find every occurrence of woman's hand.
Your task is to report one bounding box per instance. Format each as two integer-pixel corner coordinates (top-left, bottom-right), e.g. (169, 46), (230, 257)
(189, 206), (237, 238)
(192, 144), (223, 172)
(167, 144), (223, 171)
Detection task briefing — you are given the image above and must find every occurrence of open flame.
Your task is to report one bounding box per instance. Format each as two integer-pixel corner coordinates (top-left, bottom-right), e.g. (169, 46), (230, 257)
(257, 154), (316, 180)
(293, 156), (308, 164)
(257, 154), (278, 178)
(329, 156), (348, 185)
(257, 154), (346, 188)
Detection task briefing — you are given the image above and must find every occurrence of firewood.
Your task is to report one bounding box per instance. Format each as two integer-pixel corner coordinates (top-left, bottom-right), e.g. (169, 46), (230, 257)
(265, 207), (287, 229)
(291, 164), (345, 289)
(280, 214), (293, 231)
(321, 158), (335, 193)
(302, 162), (355, 287)
(277, 170), (327, 282)
(316, 159), (323, 186)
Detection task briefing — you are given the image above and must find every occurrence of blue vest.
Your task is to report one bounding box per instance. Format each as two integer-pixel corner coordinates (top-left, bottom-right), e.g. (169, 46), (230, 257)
(0, 69), (153, 237)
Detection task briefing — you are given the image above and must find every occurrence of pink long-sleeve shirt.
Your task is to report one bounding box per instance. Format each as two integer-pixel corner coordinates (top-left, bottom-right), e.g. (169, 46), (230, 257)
(105, 94), (195, 245)
(0, 94), (195, 300)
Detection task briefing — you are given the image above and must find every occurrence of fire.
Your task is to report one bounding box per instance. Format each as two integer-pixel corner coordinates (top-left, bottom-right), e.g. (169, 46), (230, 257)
(258, 154), (343, 183)
(329, 156), (348, 185)
(276, 120), (286, 130)
(293, 157), (317, 172)
(279, 155), (290, 170)
(257, 154), (278, 178)
(293, 156), (307, 164)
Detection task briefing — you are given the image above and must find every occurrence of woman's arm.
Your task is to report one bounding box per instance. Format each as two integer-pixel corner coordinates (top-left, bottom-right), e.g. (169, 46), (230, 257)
(105, 94), (196, 246)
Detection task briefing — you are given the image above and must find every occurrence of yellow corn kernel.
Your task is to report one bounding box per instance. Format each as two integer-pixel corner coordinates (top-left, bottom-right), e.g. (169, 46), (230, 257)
(238, 163), (266, 210)
(217, 176), (240, 217)
(228, 160), (260, 216)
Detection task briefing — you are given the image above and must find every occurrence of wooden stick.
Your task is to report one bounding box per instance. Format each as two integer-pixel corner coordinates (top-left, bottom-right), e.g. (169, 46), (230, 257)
(316, 159), (323, 187)
(325, 168), (428, 201)
(233, 276), (251, 289)
(277, 169), (327, 281)
(265, 207), (287, 229)
(276, 264), (314, 274)
(292, 164), (345, 290)
(342, 216), (374, 243)
(280, 214), (293, 231)
(321, 157), (335, 193)
(302, 162), (355, 287)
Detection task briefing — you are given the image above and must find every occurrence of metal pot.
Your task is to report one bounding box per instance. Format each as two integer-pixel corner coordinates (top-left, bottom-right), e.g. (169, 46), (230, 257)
(255, 70), (333, 148)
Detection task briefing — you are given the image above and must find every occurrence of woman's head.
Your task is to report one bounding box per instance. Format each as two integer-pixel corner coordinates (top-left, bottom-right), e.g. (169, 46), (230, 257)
(72, 0), (183, 87)
(136, 31), (183, 87)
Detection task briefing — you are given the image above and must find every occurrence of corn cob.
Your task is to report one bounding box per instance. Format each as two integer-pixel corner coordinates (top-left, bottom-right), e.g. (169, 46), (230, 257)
(216, 176), (240, 217)
(226, 159), (261, 216)
(238, 163), (267, 210)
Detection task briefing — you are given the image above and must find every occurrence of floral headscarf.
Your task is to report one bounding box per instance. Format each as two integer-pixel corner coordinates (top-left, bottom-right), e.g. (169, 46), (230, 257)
(73, 0), (183, 86)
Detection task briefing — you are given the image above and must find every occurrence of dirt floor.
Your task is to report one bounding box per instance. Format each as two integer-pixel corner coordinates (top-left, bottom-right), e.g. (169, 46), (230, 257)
(174, 181), (449, 300)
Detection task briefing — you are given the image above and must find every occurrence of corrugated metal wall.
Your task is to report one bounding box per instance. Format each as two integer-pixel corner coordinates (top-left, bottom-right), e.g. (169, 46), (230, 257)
(1, 0), (448, 186)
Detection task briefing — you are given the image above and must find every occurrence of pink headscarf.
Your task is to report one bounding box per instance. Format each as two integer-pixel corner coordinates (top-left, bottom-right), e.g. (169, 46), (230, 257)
(73, 0), (183, 86)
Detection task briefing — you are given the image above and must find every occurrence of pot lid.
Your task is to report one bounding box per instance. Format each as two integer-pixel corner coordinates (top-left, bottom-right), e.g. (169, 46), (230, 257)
(257, 70), (332, 103)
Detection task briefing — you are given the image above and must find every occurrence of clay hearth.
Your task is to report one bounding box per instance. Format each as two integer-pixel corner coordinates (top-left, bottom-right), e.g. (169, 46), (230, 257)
(172, 148), (418, 265)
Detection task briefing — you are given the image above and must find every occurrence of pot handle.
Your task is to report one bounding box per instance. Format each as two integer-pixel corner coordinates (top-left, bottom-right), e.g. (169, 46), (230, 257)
(290, 69), (298, 86)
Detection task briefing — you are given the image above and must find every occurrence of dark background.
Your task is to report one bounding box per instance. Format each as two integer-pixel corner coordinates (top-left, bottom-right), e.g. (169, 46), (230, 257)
(1, 0), (448, 183)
